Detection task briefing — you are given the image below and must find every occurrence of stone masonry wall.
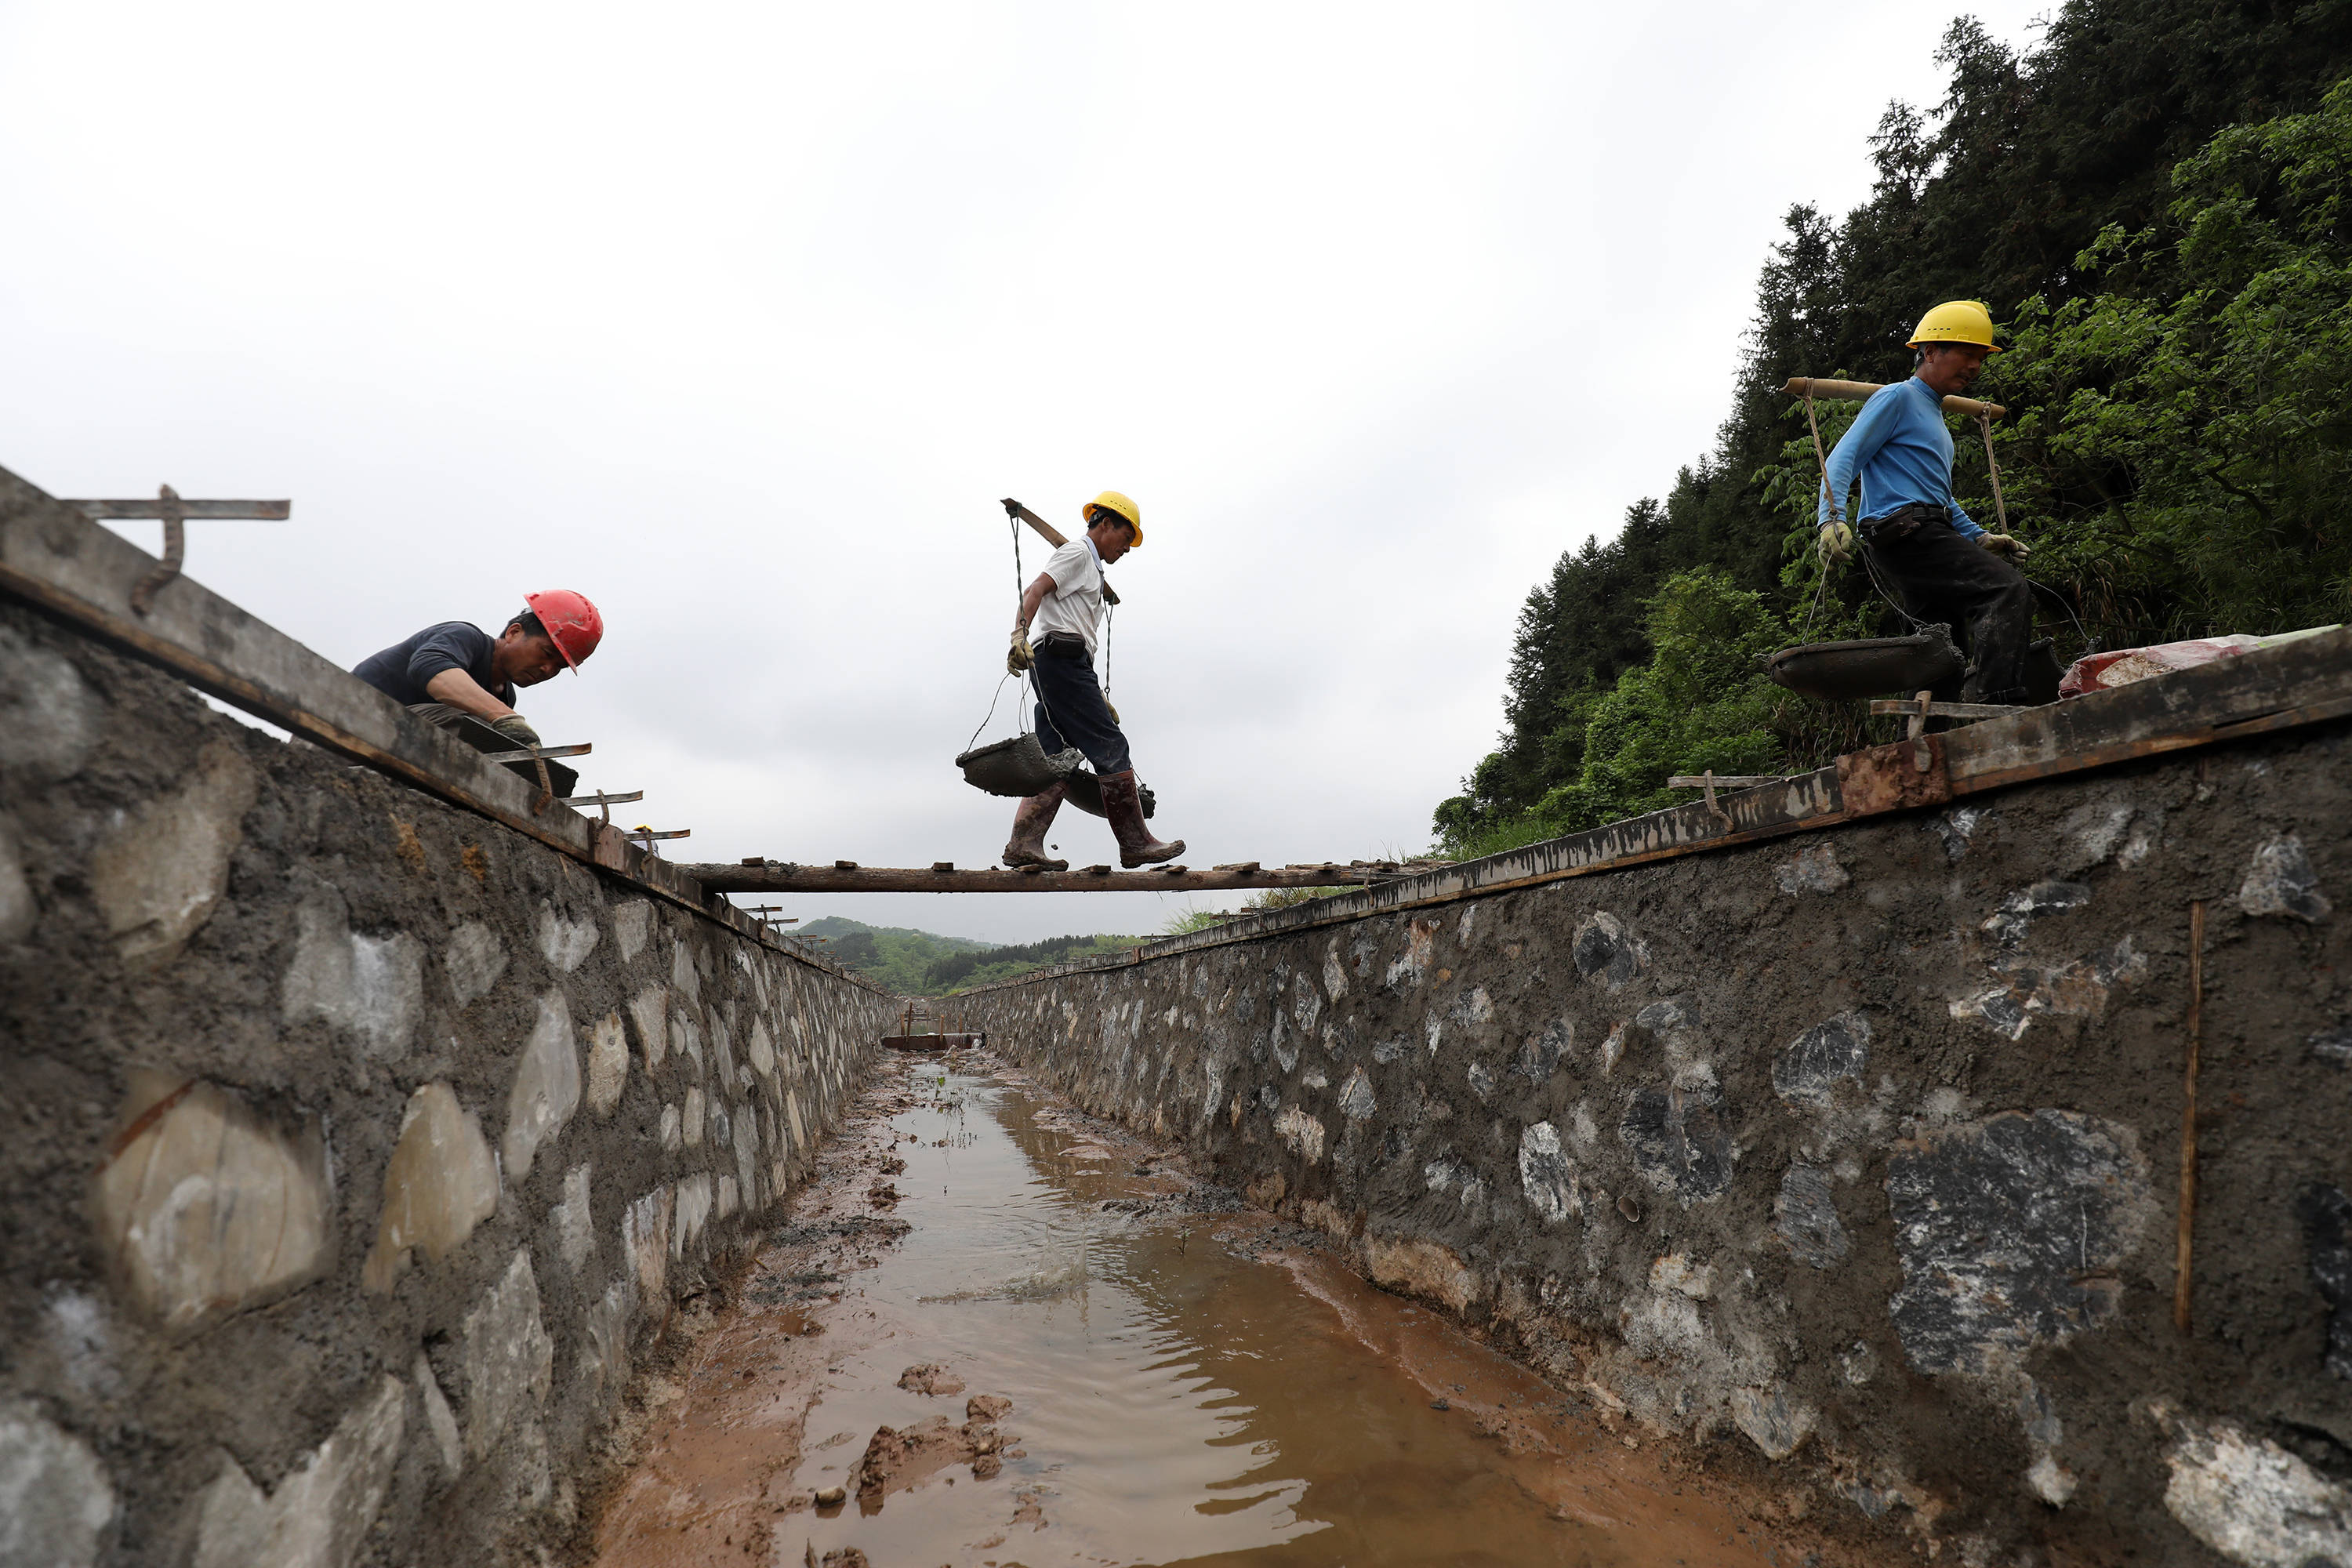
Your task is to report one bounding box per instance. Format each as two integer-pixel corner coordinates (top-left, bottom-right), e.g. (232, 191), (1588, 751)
(0, 600), (891, 1566)
(960, 720), (2352, 1567)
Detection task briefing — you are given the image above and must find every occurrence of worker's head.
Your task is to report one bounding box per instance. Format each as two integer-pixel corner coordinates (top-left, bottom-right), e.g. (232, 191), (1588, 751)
(492, 612), (570, 688)
(1908, 300), (2001, 395)
(1915, 342), (1991, 396)
(1083, 491), (1142, 563)
(1087, 509), (1138, 564)
(502, 588), (604, 683)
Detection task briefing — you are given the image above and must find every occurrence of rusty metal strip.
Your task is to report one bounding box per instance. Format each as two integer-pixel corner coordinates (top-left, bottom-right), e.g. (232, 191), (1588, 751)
(1836, 735), (1951, 814)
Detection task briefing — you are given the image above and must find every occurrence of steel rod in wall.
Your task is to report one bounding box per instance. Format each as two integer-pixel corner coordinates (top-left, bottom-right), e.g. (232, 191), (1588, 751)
(2175, 898), (2207, 1334)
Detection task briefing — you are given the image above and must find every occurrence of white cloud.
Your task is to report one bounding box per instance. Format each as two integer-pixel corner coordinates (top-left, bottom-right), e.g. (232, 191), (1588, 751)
(0, 0), (2044, 942)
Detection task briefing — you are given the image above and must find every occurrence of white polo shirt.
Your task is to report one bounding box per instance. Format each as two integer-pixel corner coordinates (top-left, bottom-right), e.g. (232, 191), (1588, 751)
(1031, 537), (1106, 657)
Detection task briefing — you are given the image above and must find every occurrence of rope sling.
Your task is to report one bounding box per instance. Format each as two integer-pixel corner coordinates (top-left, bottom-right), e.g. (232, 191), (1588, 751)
(957, 512), (1085, 797)
(954, 508), (1149, 818)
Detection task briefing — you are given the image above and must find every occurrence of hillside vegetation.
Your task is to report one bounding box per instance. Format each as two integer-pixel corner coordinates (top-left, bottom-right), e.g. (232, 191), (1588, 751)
(789, 917), (1143, 995)
(1438, 0), (2352, 859)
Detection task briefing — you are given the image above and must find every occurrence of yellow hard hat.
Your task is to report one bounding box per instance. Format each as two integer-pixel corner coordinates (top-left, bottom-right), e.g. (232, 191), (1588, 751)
(1083, 490), (1142, 546)
(1908, 299), (2002, 352)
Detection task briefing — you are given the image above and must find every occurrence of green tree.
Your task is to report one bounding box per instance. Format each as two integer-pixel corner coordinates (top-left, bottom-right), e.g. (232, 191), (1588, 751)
(1977, 78), (2352, 640)
(1439, 2), (2352, 853)
(1439, 572), (1791, 858)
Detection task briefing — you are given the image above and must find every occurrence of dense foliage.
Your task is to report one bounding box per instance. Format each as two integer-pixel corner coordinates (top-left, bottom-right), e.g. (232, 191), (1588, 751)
(923, 931), (1146, 992)
(1437, 0), (2352, 858)
(788, 917), (1144, 994)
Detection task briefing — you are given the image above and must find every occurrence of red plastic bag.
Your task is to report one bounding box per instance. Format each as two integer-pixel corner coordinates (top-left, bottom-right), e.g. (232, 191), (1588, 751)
(2060, 626), (2343, 696)
(2060, 637), (2262, 697)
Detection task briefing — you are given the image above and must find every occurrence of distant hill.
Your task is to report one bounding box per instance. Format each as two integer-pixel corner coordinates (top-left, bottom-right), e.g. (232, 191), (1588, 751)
(782, 916), (1142, 996)
(793, 916), (995, 952)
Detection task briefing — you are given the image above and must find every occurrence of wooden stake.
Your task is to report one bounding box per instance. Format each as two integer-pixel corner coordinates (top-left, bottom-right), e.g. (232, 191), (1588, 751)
(2175, 899), (2206, 1334)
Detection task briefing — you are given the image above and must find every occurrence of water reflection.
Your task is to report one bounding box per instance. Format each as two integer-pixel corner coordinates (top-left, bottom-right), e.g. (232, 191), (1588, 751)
(603, 1056), (1794, 1568)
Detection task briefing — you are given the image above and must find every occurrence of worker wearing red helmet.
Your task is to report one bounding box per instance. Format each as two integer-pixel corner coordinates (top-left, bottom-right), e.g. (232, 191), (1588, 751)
(352, 590), (603, 748)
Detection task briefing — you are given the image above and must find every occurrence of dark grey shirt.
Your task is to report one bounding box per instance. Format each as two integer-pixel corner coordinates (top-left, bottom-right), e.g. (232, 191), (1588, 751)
(352, 622), (513, 707)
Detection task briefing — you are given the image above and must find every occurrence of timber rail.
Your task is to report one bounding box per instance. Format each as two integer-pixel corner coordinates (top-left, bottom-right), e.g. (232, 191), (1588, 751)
(686, 858), (1444, 894)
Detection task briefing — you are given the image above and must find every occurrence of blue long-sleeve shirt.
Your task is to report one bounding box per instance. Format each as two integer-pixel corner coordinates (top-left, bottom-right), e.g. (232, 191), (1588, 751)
(1817, 376), (1982, 538)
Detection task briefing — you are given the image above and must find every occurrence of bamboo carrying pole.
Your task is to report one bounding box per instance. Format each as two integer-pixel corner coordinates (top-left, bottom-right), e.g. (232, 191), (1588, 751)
(1792, 373), (2013, 550)
(2175, 899), (2207, 1334)
(1780, 376), (2008, 421)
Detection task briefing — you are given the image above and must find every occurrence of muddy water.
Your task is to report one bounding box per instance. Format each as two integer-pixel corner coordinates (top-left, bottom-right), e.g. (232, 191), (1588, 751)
(593, 1054), (1823, 1567)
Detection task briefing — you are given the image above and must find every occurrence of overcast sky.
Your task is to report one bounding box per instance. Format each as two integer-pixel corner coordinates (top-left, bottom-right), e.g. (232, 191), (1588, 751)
(0, 1), (2046, 945)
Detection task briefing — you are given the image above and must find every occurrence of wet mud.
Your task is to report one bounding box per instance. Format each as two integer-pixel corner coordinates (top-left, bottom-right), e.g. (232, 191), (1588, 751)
(590, 1051), (1857, 1566)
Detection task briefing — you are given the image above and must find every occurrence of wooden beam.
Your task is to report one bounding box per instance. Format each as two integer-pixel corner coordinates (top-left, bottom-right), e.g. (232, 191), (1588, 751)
(684, 860), (1423, 894)
(0, 465), (880, 990)
(66, 498), (291, 520)
(1866, 699), (2026, 720)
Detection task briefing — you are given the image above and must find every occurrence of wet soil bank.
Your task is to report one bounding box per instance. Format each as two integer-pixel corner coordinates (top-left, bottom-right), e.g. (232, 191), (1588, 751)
(588, 1050), (1860, 1567)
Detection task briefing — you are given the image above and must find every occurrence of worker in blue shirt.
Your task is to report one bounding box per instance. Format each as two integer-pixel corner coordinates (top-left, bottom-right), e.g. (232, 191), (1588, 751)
(1817, 301), (2037, 706)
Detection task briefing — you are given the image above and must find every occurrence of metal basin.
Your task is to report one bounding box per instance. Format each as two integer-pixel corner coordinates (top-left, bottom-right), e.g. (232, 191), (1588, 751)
(1766, 627), (1963, 701)
(956, 735), (1084, 797)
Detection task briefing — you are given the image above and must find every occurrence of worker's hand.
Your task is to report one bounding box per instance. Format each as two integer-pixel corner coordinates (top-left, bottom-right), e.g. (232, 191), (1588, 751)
(1106, 701), (1121, 725)
(1979, 533), (2031, 558)
(1007, 626), (1035, 674)
(490, 713), (543, 749)
(1817, 521), (1853, 566)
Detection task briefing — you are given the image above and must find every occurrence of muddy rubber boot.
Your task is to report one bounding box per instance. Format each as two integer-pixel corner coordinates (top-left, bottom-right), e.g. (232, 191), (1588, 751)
(1002, 782), (1069, 869)
(1101, 770), (1183, 867)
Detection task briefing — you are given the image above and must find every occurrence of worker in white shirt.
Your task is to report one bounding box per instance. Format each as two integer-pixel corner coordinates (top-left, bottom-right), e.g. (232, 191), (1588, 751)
(1003, 492), (1184, 869)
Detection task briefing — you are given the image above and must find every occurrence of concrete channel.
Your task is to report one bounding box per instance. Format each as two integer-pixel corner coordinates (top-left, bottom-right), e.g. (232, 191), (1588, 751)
(590, 1048), (1833, 1567)
(5, 468), (2352, 1565)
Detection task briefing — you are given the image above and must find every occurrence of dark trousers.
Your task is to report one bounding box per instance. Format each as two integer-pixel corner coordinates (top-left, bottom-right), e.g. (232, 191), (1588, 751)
(1033, 643), (1131, 778)
(1865, 515), (2036, 705)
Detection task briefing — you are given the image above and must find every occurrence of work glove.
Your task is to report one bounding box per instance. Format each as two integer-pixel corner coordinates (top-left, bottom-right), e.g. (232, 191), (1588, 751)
(490, 713), (543, 749)
(1007, 626), (1035, 675)
(1979, 533), (2031, 558)
(1817, 521), (1853, 565)
(1107, 702), (1121, 725)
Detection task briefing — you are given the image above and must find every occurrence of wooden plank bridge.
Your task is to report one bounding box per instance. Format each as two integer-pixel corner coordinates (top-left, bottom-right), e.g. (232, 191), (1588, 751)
(683, 858), (1449, 894)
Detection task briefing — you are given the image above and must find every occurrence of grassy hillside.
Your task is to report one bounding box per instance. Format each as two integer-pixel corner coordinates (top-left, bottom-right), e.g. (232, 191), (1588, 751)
(926, 933), (1148, 993)
(784, 916), (1144, 996)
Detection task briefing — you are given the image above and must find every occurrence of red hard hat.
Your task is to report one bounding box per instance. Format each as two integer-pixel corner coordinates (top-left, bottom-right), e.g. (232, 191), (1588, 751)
(525, 589), (603, 671)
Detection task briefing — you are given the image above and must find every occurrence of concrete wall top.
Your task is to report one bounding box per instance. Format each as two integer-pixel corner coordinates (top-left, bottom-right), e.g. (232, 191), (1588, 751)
(0, 462), (878, 994)
(970, 623), (2352, 987)
(0, 556), (891, 1563)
